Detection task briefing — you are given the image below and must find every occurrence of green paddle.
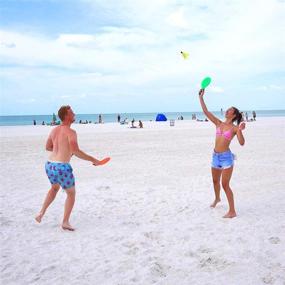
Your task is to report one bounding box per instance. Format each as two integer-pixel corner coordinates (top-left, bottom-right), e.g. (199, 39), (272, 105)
(201, 77), (212, 89)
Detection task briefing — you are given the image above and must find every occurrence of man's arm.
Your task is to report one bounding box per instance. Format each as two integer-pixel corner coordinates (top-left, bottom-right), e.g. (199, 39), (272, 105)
(199, 89), (221, 126)
(46, 135), (53, 151)
(68, 130), (100, 165)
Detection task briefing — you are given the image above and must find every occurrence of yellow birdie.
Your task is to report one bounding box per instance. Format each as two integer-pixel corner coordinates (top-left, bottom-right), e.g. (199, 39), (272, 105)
(180, 51), (189, 59)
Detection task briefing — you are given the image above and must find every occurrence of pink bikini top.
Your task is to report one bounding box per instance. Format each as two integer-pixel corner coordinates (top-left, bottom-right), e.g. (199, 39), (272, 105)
(216, 125), (233, 141)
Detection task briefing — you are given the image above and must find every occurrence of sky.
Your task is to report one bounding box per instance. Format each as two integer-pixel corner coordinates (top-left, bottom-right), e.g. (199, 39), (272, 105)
(0, 0), (285, 115)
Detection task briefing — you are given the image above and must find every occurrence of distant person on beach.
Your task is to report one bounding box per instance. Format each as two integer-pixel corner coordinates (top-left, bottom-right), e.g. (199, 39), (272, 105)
(99, 114), (102, 124)
(42, 121), (45, 125)
(252, 111), (256, 121)
(35, 105), (102, 231)
(33, 120), (36, 125)
(245, 112), (248, 121)
(199, 89), (245, 218)
(117, 114), (121, 123)
(139, 120), (143, 128)
(120, 118), (128, 125)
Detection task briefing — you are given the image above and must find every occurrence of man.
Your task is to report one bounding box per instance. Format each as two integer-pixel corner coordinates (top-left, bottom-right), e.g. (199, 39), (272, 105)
(35, 105), (101, 231)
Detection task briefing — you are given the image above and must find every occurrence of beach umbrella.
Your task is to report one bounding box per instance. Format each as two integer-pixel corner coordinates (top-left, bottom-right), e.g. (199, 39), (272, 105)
(156, 114), (167, 121)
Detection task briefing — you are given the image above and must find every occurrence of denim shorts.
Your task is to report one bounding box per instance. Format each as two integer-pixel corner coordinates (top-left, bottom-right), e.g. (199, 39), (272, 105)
(211, 150), (234, 169)
(45, 161), (75, 190)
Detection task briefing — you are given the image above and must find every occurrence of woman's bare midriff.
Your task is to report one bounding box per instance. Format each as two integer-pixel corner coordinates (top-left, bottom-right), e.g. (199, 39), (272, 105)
(214, 137), (233, 153)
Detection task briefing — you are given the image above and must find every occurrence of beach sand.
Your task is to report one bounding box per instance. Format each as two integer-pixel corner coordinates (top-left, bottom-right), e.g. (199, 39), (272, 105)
(1, 118), (285, 285)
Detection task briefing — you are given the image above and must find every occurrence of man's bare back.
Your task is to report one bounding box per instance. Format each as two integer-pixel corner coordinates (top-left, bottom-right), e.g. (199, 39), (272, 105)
(47, 125), (76, 163)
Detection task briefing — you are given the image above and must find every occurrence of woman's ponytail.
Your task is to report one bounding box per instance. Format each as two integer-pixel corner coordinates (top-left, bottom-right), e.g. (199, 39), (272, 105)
(232, 107), (242, 125)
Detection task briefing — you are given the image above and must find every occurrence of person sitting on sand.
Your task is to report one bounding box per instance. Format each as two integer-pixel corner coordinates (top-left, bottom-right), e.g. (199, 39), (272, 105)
(139, 120), (143, 128)
(35, 105), (102, 231)
(199, 89), (245, 218)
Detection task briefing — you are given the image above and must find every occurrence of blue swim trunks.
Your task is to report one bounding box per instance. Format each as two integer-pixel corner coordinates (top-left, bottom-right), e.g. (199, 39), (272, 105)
(45, 161), (75, 190)
(211, 150), (234, 169)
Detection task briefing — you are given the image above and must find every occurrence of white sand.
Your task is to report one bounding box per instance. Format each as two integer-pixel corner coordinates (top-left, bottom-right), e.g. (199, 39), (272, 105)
(1, 118), (285, 285)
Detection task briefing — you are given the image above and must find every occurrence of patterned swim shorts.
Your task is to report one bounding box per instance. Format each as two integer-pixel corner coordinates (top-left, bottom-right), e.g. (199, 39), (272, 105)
(45, 161), (75, 190)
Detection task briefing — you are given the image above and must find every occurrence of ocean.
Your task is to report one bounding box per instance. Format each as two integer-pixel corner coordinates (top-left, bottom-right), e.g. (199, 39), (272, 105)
(0, 110), (284, 126)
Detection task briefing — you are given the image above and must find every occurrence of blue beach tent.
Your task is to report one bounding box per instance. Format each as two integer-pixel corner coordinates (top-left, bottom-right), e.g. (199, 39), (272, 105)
(156, 113), (167, 121)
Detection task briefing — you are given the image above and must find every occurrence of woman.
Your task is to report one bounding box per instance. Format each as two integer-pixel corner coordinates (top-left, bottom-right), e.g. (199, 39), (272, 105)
(199, 89), (245, 218)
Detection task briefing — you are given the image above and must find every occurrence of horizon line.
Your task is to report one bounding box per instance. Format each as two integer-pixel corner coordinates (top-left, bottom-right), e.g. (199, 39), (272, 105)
(1, 109), (285, 117)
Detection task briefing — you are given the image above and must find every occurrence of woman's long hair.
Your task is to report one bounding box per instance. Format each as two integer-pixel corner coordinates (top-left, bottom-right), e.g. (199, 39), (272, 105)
(232, 107), (242, 125)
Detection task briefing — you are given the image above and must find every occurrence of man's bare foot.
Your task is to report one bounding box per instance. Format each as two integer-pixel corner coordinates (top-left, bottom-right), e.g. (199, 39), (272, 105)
(62, 222), (75, 231)
(210, 199), (221, 208)
(223, 212), (237, 218)
(35, 212), (43, 223)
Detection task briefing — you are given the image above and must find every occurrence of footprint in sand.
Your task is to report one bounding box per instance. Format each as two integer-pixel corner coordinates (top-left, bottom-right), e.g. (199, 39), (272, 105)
(262, 273), (275, 284)
(97, 186), (110, 191)
(198, 247), (214, 254)
(0, 216), (12, 226)
(40, 265), (57, 274)
(184, 250), (196, 258)
(268, 237), (281, 244)
(150, 262), (170, 278)
(143, 232), (160, 241)
(199, 256), (234, 271)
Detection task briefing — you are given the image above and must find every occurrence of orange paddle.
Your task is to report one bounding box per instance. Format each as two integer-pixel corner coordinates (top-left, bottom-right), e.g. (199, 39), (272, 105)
(95, 157), (111, 166)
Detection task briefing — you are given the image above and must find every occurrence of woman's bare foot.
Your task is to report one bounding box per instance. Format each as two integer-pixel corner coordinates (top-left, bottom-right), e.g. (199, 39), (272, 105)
(62, 222), (75, 231)
(35, 212), (44, 223)
(223, 212), (237, 218)
(210, 199), (221, 208)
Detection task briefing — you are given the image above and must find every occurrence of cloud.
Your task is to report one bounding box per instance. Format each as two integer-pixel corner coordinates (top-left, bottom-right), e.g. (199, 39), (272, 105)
(256, 85), (283, 91)
(209, 86), (224, 93)
(0, 41), (16, 48)
(167, 7), (188, 29)
(57, 34), (96, 47)
(1, 0), (285, 114)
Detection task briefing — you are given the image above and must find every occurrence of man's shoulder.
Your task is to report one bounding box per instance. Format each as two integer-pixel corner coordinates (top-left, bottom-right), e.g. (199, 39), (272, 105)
(68, 128), (77, 136)
(49, 125), (60, 135)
